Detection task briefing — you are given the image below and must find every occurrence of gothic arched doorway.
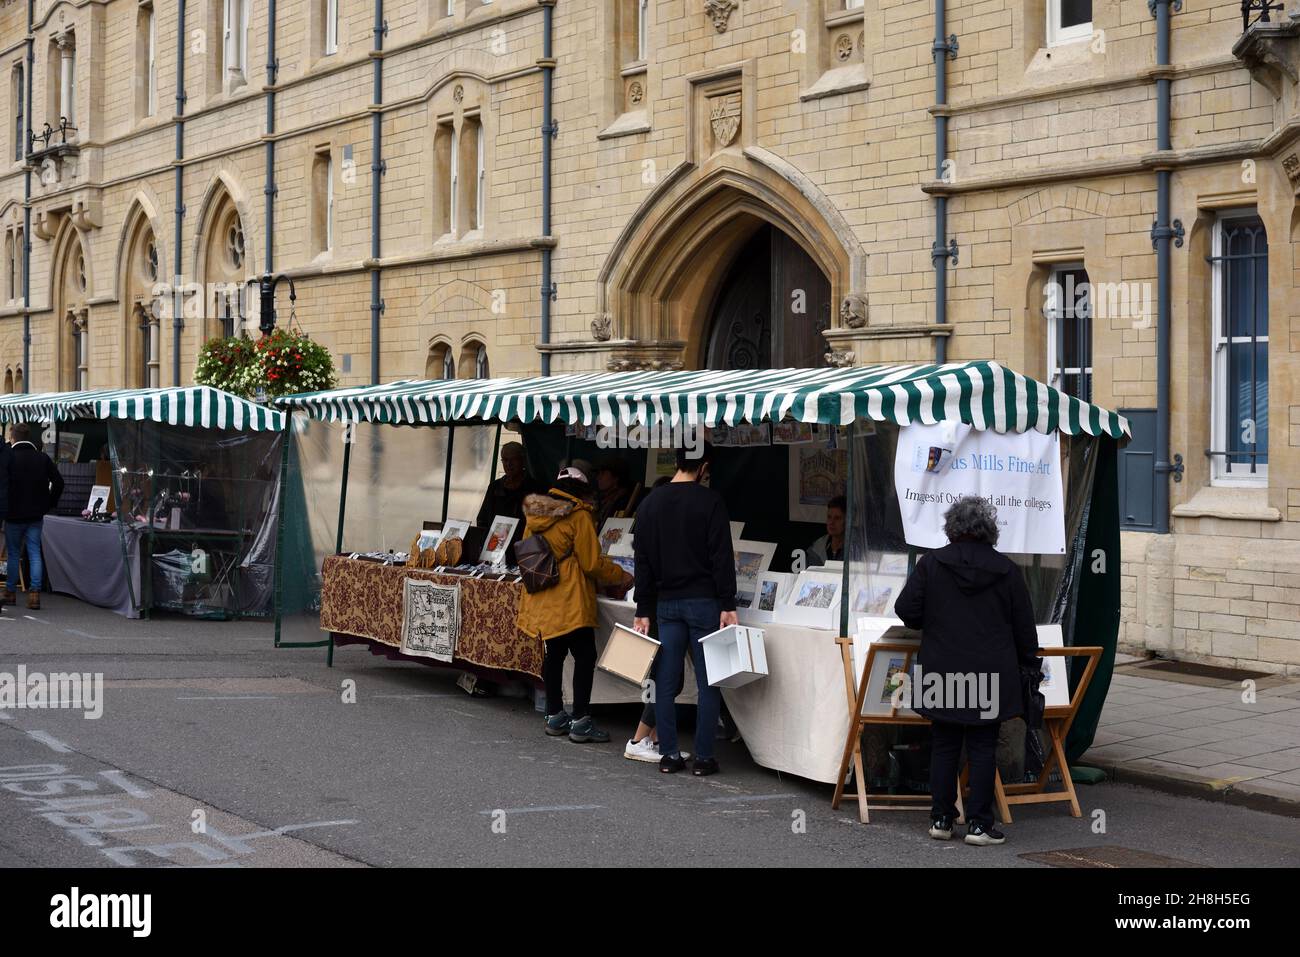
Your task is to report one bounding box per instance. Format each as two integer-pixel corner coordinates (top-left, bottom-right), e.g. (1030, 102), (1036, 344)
(704, 223), (831, 370)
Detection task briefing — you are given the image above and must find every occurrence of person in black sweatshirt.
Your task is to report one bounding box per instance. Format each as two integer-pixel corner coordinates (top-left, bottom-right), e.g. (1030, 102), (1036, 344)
(4, 422), (64, 611)
(632, 441), (736, 776)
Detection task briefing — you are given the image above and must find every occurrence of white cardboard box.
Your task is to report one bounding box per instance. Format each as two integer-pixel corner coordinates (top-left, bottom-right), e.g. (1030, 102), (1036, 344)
(699, 624), (769, 688)
(597, 623), (661, 685)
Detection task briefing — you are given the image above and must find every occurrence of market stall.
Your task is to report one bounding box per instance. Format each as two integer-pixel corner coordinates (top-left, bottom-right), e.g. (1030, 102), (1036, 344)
(274, 362), (1127, 784)
(0, 387), (286, 619)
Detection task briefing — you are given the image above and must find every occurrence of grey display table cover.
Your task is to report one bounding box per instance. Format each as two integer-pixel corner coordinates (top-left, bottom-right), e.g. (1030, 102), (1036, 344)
(42, 515), (143, 619)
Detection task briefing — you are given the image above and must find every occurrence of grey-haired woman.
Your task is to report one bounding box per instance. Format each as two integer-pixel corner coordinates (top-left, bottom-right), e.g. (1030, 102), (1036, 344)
(894, 495), (1039, 846)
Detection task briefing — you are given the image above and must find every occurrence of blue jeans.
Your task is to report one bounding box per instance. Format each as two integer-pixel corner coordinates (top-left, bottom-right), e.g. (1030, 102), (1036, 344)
(6, 521), (43, 592)
(653, 597), (722, 760)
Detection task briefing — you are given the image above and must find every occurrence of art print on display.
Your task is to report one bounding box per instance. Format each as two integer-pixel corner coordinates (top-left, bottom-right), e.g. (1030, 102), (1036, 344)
(436, 519), (471, 549)
(856, 627), (921, 718)
(85, 485), (111, 517)
(599, 517), (635, 557)
(480, 516), (519, 567)
(794, 581), (838, 608)
(400, 578), (460, 662)
(645, 449), (678, 486)
(772, 421), (814, 445)
(788, 445), (848, 522)
(732, 540), (777, 594)
(710, 423), (771, 448)
(1035, 624), (1071, 709)
(737, 571), (794, 625)
(56, 432), (84, 464)
(851, 575), (908, 616)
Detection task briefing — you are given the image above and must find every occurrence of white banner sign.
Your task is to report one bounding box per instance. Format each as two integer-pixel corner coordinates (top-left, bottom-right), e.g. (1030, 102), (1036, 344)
(894, 422), (1065, 554)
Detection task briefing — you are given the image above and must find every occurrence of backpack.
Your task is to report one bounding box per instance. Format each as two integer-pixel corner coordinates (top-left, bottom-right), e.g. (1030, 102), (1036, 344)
(515, 532), (571, 594)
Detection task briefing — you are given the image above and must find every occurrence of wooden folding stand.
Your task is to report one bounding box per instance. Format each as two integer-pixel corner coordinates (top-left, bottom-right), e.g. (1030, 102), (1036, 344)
(831, 637), (935, 824)
(998, 645), (1103, 821)
(831, 638), (1104, 825)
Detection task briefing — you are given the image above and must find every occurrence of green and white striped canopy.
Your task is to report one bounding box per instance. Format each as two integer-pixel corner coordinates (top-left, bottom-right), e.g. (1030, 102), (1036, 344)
(0, 387), (285, 432)
(277, 362), (1129, 439)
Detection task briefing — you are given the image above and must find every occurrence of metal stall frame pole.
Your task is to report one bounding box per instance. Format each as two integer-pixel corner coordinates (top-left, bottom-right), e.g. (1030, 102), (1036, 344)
(538, 0), (556, 375)
(272, 427), (289, 645)
(104, 422), (142, 615)
(839, 425), (854, 638)
(370, 1), (386, 384)
(441, 424), (457, 524)
(490, 422), (502, 483)
(21, 0), (33, 387)
(172, 1), (188, 385)
(1151, 0), (1183, 532)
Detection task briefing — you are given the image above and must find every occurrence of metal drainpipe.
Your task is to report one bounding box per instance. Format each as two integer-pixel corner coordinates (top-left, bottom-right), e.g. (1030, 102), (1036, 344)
(172, 1), (187, 385)
(264, 1), (278, 320)
(539, 0), (556, 376)
(1151, 0), (1183, 532)
(370, 3), (386, 385)
(21, 0), (33, 389)
(931, 0), (957, 364)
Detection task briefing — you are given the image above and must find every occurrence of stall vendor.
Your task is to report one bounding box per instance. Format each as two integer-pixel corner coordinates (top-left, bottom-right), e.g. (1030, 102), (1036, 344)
(593, 457), (635, 529)
(475, 441), (544, 528)
(807, 495), (847, 565)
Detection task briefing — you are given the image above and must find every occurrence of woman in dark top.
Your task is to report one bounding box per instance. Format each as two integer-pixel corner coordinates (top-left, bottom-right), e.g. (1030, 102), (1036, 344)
(894, 496), (1040, 847)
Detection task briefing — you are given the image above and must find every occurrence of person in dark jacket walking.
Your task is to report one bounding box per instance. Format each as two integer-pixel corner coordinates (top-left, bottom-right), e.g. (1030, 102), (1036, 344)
(894, 495), (1039, 847)
(632, 442), (736, 777)
(4, 423), (64, 610)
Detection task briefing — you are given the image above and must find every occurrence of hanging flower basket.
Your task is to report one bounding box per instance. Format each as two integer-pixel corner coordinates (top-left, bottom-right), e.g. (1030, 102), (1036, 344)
(195, 329), (338, 401)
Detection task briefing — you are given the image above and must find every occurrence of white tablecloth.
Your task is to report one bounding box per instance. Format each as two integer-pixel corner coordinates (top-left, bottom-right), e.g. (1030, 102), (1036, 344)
(588, 598), (850, 784)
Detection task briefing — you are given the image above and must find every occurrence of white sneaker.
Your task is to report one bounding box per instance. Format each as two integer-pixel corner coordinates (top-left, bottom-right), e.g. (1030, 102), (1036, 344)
(623, 738), (660, 763)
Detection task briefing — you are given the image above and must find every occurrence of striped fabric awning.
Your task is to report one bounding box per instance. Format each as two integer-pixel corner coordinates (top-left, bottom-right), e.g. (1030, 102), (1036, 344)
(277, 362), (1129, 439)
(0, 387), (285, 432)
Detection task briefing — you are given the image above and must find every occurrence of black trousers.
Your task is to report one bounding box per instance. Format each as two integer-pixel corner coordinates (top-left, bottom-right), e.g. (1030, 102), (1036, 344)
(929, 720), (1000, 828)
(543, 627), (597, 719)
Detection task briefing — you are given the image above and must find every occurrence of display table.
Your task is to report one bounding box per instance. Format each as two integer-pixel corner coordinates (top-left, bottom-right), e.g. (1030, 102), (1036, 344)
(320, 555), (545, 678)
(319, 554), (847, 784)
(597, 600), (846, 784)
(42, 515), (144, 619)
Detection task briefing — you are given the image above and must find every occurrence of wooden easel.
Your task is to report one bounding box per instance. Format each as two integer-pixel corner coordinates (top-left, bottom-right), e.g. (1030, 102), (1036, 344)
(998, 646), (1103, 821)
(832, 638), (1103, 824)
(832, 637), (937, 823)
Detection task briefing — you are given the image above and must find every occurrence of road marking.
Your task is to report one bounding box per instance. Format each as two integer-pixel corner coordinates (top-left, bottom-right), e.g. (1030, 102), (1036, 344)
(99, 769), (152, 799)
(477, 804), (603, 815)
(26, 730), (73, 753)
(176, 695), (280, 701)
(372, 693), (462, 699)
(703, 793), (799, 804)
(22, 615), (48, 624)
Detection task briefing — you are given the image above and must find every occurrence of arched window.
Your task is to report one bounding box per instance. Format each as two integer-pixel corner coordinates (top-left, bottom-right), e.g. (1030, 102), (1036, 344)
(426, 342), (456, 380)
(3, 368), (12, 394)
(459, 340), (489, 379)
(199, 186), (250, 340)
(13, 366), (22, 394)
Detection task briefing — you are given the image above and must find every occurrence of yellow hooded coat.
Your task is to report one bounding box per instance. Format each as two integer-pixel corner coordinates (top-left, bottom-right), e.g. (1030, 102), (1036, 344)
(516, 488), (627, 641)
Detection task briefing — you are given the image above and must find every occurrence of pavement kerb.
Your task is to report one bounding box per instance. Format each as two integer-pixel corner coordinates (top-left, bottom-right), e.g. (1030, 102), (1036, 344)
(1081, 760), (1300, 820)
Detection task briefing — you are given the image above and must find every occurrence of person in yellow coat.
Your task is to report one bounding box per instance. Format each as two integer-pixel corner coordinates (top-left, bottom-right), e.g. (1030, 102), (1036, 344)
(517, 465), (633, 743)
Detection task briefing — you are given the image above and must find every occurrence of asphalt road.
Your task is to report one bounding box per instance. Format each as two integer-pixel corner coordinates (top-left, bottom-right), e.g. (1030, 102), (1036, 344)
(1, 595), (1298, 868)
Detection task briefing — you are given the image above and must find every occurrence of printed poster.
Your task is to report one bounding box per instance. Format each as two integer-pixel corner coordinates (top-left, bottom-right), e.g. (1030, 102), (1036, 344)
(400, 578), (460, 662)
(893, 422), (1065, 554)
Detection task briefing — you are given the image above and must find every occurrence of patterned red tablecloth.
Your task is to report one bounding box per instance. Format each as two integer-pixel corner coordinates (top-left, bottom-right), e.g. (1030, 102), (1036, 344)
(319, 555), (544, 678)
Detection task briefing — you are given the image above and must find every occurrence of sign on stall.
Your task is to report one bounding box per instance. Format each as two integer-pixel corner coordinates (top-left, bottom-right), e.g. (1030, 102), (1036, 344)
(893, 421), (1065, 554)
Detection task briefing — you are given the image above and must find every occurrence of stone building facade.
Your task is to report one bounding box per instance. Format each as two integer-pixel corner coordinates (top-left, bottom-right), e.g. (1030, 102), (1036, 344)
(2, 0), (1300, 672)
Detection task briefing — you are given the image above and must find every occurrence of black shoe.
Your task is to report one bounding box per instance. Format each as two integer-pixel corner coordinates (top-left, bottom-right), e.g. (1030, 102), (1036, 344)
(659, 753), (686, 774)
(964, 823), (1006, 846)
(928, 815), (954, 840)
(691, 757), (719, 777)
